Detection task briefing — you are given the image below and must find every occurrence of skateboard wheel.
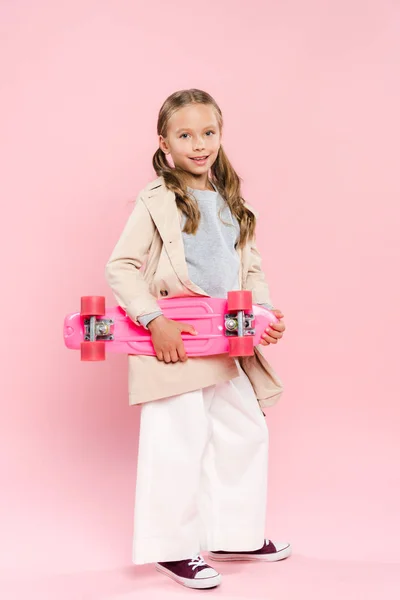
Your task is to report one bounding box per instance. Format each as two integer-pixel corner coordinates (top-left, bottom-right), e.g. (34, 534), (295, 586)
(228, 336), (254, 357)
(227, 290), (252, 312)
(81, 296), (106, 317)
(80, 341), (106, 361)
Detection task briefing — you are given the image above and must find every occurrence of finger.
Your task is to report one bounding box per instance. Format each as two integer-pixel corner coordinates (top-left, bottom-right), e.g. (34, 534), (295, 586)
(177, 322), (198, 335)
(270, 321), (285, 332)
(177, 343), (188, 362)
(272, 310), (284, 318)
(261, 333), (275, 342)
(260, 339), (270, 346)
(170, 349), (179, 363)
(156, 351), (164, 361)
(265, 327), (283, 339)
(163, 351), (171, 363)
(262, 333), (278, 344)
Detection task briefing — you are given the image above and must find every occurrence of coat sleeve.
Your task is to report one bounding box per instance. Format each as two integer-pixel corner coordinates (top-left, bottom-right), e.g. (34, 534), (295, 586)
(243, 236), (274, 308)
(105, 194), (162, 325)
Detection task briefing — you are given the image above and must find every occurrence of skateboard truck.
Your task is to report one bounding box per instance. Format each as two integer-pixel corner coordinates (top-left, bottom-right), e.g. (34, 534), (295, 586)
(225, 291), (257, 356)
(224, 312), (255, 337)
(84, 317), (114, 342)
(80, 296), (110, 360)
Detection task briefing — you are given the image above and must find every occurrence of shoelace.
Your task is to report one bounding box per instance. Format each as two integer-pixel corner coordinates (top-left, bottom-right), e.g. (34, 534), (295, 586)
(188, 555), (206, 571)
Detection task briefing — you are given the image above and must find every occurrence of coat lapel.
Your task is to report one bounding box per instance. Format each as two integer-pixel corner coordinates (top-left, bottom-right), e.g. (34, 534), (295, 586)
(142, 179), (208, 296)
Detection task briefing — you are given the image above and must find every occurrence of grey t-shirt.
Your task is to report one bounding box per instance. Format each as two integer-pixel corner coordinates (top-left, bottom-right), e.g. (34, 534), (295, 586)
(138, 186), (273, 327)
(181, 186), (241, 297)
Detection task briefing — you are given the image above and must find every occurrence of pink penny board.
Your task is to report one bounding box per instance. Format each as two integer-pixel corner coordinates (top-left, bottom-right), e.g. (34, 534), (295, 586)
(64, 295), (277, 360)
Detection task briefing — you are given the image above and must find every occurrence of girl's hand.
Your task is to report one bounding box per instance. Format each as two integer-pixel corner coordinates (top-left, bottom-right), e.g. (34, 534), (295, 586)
(260, 309), (285, 346)
(148, 316), (198, 363)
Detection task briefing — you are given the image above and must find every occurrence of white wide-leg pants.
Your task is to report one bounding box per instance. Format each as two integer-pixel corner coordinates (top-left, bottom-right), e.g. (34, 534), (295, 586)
(132, 362), (269, 565)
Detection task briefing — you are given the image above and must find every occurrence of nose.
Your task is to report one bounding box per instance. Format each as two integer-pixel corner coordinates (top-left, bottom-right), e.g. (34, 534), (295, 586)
(193, 135), (205, 151)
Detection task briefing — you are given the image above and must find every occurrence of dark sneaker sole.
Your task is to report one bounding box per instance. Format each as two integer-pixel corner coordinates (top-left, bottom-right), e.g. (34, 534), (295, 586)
(208, 544), (292, 562)
(155, 563), (222, 589)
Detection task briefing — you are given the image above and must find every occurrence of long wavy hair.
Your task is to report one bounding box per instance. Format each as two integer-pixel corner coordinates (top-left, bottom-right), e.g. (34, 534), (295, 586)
(152, 89), (256, 248)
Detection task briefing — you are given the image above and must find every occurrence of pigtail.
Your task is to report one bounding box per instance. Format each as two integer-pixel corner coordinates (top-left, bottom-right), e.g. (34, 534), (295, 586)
(152, 148), (201, 234)
(211, 146), (256, 248)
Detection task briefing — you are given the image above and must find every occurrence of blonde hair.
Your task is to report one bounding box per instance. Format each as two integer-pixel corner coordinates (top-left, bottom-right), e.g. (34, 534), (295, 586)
(152, 89), (256, 248)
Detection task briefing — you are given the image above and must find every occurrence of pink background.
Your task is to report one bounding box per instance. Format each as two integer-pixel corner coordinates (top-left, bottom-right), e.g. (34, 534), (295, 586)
(1, 0), (399, 598)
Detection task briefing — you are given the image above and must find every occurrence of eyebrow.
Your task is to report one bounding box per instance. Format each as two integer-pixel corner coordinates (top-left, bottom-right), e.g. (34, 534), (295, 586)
(175, 124), (217, 133)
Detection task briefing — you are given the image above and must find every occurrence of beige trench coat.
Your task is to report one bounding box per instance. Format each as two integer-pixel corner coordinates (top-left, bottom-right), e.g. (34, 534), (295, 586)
(105, 177), (283, 409)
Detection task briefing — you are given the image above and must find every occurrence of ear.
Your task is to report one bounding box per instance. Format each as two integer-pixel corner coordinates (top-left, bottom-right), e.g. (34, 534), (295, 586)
(159, 135), (170, 155)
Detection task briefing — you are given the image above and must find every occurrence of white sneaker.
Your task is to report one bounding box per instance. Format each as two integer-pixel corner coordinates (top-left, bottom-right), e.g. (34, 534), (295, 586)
(209, 539), (292, 562)
(156, 555), (222, 589)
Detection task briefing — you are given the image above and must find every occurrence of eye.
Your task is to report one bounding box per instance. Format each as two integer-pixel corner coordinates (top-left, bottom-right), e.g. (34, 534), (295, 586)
(180, 133), (190, 139)
(205, 130), (215, 136)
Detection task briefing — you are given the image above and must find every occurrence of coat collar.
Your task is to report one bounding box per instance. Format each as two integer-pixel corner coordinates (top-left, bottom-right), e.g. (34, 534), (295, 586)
(141, 178), (208, 296)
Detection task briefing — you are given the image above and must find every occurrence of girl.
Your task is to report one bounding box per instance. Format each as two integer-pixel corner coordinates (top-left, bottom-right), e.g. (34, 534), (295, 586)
(105, 89), (291, 590)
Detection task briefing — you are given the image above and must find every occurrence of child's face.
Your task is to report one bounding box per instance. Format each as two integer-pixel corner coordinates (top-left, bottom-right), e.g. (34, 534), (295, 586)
(160, 103), (221, 177)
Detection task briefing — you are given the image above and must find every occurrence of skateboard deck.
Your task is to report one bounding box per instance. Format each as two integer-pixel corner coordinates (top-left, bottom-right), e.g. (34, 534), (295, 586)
(64, 293), (278, 361)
